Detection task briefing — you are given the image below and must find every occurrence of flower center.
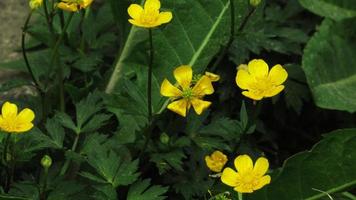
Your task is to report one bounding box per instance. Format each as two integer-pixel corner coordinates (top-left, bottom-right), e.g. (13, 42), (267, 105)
(182, 88), (193, 99)
(141, 9), (159, 24)
(249, 76), (274, 96)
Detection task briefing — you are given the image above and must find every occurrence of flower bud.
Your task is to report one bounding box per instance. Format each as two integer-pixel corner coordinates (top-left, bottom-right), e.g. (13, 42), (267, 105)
(41, 155), (52, 169)
(29, 0), (43, 10)
(250, 0), (261, 7)
(160, 133), (170, 144)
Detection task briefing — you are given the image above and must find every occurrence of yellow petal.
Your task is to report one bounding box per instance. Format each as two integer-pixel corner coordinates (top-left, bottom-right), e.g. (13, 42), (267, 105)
(157, 11), (173, 25)
(253, 157), (269, 177)
(190, 98), (211, 115)
(167, 99), (188, 117)
(57, 2), (78, 12)
(242, 91), (263, 101)
(192, 76), (214, 96)
(264, 85), (284, 98)
(127, 4), (144, 20)
(253, 175), (271, 190)
(15, 123), (34, 133)
(205, 156), (222, 172)
(144, 0), (161, 10)
(174, 65), (192, 89)
(269, 64), (288, 85)
(2, 102), (18, 119)
(211, 151), (227, 161)
(236, 69), (253, 90)
(160, 79), (182, 97)
(221, 167), (241, 187)
(80, 0), (93, 9)
(234, 155), (253, 174)
(17, 108), (35, 124)
(205, 72), (220, 82)
(233, 185), (254, 193)
(248, 59), (269, 78)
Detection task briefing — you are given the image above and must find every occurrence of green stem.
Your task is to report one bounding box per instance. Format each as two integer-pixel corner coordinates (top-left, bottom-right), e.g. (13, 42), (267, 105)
(211, 3), (255, 71)
(238, 192), (243, 200)
(343, 192), (356, 200)
(148, 29), (153, 122)
(59, 134), (80, 176)
(43, 0), (54, 34)
(47, 13), (74, 111)
(3, 133), (11, 192)
(22, 12), (42, 91)
(40, 168), (49, 200)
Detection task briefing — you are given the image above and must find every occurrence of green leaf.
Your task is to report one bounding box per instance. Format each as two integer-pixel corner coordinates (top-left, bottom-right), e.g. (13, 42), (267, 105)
(150, 150), (187, 174)
(299, 0), (356, 20)
(75, 91), (104, 129)
(56, 112), (78, 133)
(106, 0), (236, 93)
(247, 129), (356, 200)
(44, 117), (65, 148)
(83, 145), (140, 187)
(302, 19), (356, 112)
(127, 179), (169, 200)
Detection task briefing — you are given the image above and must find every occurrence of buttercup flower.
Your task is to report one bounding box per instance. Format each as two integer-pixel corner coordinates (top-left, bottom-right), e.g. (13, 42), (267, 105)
(160, 65), (216, 117)
(29, 0), (43, 10)
(57, 0), (94, 12)
(221, 155), (271, 193)
(128, 0), (172, 28)
(236, 59), (288, 100)
(205, 150), (228, 172)
(0, 102), (35, 133)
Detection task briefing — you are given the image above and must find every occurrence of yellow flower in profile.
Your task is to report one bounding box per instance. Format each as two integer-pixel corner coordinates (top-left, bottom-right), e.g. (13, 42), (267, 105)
(57, 0), (94, 12)
(236, 59), (288, 100)
(160, 65), (216, 117)
(29, 0), (43, 10)
(205, 151), (228, 172)
(221, 155), (271, 193)
(0, 102), (35, 133)
(128, 0), (173, 28)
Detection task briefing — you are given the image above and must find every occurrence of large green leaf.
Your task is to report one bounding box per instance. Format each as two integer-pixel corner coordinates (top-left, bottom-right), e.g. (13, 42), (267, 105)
(301, 19), (356, 112)
(247, 129), (356, 200)
(299, 0), (356, 20)
(127, 179), (168, 200)
(106, 0), (249, 93)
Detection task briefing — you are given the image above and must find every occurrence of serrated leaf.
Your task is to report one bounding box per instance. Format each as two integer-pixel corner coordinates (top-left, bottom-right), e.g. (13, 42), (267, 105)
(80, 114), (111, 133)
(302, 19), (356, 112)
(56, 112), (78, 133)
(127, 179), (168, 200)
(247, 129), (356, 200)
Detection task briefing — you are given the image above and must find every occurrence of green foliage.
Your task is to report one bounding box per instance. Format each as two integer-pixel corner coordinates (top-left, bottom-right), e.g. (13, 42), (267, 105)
(299, 0), (356, 21)
(126, 179), (168, 200)
(247, 129), (356, 200)
(302, 19), (356, 112)
(0, 0), (355, 199)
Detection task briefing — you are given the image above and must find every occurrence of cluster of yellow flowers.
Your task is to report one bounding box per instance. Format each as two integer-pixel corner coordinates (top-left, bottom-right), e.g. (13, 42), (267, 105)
(0, 102), (35, 133)
(205, 151), (271, 194)
(160, 59), (288, 117)
(126, 0), (288, 117)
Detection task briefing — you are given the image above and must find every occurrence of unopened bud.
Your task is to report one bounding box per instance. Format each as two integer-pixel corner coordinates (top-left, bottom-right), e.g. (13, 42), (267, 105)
(29, 0), (43, 10)
(160, 133), (170, 144)
(250, 0), (261, 7)
(41, 155), (52, 169)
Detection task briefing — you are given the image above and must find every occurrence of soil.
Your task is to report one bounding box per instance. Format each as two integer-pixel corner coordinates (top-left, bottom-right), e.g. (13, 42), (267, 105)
(0, 0), (28, 62)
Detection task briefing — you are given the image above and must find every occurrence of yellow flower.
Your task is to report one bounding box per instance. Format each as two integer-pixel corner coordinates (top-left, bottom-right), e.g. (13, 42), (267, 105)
(160, 65), (216, 117)
(221, 155), (271, 193)
(0, 102), (35, 133)
(29, 0), (43, 10)
(128, 0), (173, 28)
(57, 0), (93, 12)
(236, 59), (288, 100)
(205, 72), (220, 82)
(205, 150), (228, 172)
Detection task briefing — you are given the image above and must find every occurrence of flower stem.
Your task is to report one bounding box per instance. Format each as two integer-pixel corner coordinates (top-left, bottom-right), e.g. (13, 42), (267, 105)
(148, 29), (153, 122)
(40, 168), (49, 200)
(3, 133), (11, 192)
(43, 0), (54, 34)
(48, 12), (74, 111)
(59, 134), (80, 176)
(238, 192), (243, 200)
